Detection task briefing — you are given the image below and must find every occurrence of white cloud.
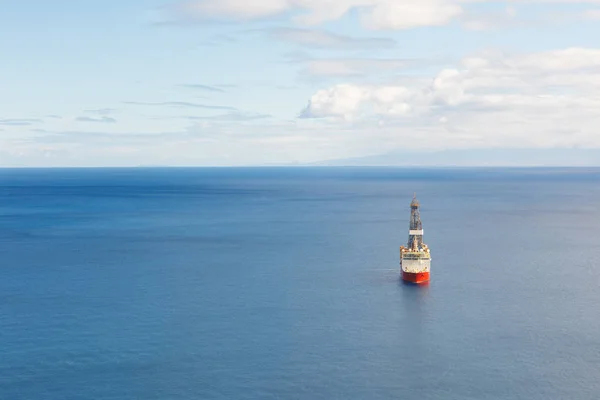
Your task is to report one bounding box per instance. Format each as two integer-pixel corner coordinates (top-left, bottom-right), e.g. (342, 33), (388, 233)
(76, 116), (117, 124)
(173, 0), (600, 29)
(583, 9), (600, 20)
(300, 47), (600, 149)
(291, 0), (375, 25)
(300, 84), (369, 119)
(175, 0), (290, 20)
(300, 83), (424, 119)
(300, 83), (421, 120)
(361, 0), (463, 30)
(460, 6), (521, 31)
(173, 0), (463, 29)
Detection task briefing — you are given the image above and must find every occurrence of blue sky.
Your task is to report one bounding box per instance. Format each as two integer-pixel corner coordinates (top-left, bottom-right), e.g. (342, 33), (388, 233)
(2, 0), (600, 166)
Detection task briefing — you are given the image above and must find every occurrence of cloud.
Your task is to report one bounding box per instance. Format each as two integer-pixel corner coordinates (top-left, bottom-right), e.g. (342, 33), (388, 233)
(300, 47), (600, 149)
(7, 119), (349, 167)
(172, 0), (290, 21)
(299, 84), (414, 119)
(302, 47), (600, 118)
(169, 0), (465, 29)
(177, 84), (227, 92)
(303, 58), (411, 77)
(76, 116), (117, 123)
(269, 27), (396, 49)
(583, 9), (600, 20)
(170, 0), (462, 28)
(491, 47), (600, 73)
(0, 118), (42, 126)
(360, 0), (463, 30)
(169, 1), (600, 30)
(152, 112), (272, 122)
(460, 6), (523, 31)
(84, 108), (116, 115)
(30, 130), (165, 143)
(186, 112), (272, 121)
(282, 51), (417, 78)
(299, 84), (370, 119)
(123, 101), (237, 111)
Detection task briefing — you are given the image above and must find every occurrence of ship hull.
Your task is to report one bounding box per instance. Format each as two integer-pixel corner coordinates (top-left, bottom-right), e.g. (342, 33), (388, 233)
(401, 270), (430, 284)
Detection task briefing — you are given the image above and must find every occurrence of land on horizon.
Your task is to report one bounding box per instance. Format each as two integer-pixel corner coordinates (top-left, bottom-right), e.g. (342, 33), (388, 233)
(2, 148), (599, 168)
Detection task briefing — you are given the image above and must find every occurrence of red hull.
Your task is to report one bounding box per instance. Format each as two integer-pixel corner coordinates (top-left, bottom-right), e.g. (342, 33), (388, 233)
(402, 270), (430, 284)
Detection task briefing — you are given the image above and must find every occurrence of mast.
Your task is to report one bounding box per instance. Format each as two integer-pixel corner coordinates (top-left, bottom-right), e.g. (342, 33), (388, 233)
(408, 193), (423, 250)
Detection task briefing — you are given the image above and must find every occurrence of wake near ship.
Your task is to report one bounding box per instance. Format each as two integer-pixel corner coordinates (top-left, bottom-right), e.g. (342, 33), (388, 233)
(400, 194), (431, 284)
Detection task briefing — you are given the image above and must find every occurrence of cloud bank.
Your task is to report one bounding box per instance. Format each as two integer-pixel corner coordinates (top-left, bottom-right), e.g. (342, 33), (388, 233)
(300, 47), (600, 149)
(171, 0), (600, 29)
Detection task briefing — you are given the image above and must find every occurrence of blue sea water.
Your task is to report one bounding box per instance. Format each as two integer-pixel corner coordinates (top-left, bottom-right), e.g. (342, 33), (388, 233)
(1, 167), (599, 399)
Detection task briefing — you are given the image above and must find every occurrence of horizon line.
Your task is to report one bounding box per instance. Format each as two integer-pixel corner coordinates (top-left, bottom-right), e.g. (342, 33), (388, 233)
(2, 165), (600, 170)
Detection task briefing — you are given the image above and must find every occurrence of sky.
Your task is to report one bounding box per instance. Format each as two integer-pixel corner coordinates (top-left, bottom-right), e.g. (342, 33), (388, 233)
(2, 0), (600, 167)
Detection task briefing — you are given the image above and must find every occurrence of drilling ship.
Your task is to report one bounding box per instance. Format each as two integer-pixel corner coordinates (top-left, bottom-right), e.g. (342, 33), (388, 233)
(400, 194), (431, 284)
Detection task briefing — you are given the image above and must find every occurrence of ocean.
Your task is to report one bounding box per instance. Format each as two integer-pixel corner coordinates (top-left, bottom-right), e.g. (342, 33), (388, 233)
(1, 167), (599, 399)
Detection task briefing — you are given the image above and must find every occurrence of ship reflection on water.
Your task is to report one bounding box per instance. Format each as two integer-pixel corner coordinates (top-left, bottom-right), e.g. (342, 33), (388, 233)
(399, 278), (431, 339)
(399, 278), (430, 311)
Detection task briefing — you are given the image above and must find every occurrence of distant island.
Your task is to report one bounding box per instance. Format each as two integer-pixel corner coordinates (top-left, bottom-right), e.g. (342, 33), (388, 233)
(310, 148), (600, 167)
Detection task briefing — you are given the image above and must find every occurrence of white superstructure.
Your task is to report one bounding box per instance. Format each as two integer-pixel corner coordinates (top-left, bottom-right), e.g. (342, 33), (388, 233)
(401, 251), (431, 273)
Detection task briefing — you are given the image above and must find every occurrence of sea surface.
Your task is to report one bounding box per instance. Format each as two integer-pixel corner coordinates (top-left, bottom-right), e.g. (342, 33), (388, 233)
(1, 167), (599, 399)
